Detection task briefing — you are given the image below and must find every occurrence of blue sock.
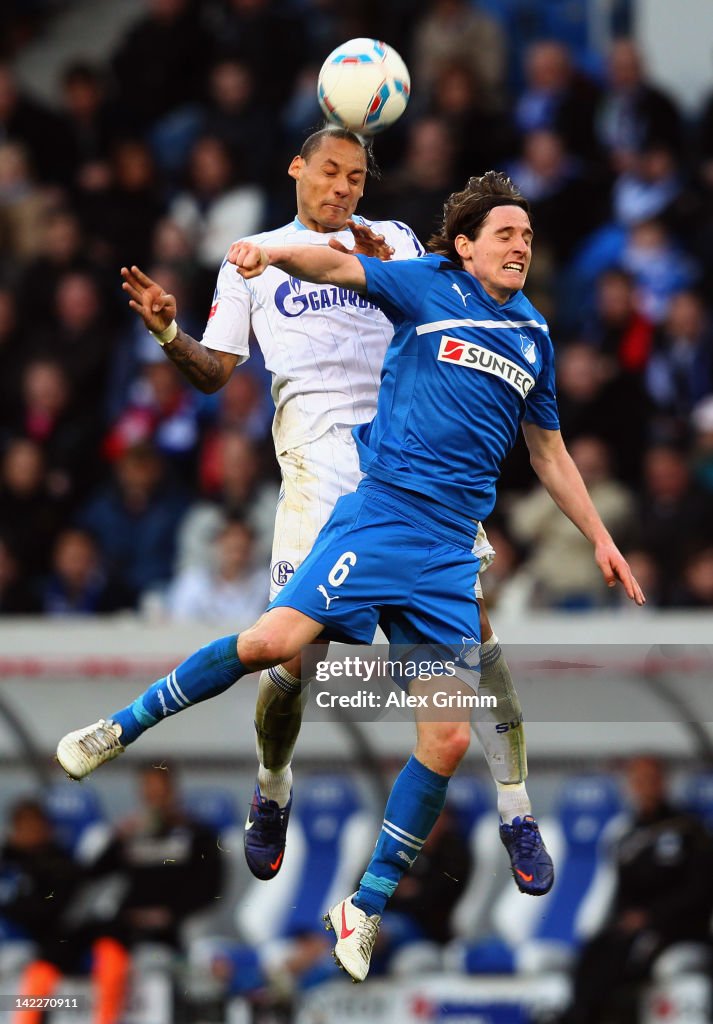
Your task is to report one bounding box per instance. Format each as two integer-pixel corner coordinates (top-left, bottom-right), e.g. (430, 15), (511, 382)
(353, 754), (450, 917)
(111, 634), (245, 744)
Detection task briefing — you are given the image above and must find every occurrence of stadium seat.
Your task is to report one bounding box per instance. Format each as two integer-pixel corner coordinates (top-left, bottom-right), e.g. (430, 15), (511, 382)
(508, 774), (624, 973)
(680, 772), (713, 832)
(192, 775), (376, 999)
(238, 773), (376, 944)
(447, 774), (503, 945)
(448, 774), (625, 977)
(183, 786), (239, 834)
(44, 781), (110, 864)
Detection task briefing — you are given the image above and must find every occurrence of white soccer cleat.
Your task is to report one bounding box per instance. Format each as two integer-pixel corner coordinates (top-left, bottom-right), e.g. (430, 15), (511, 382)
(56, 719), (125, 780)
(324, 893), (381, 983)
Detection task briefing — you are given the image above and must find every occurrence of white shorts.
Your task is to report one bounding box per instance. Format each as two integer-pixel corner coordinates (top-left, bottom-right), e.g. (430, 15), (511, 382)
(269, 425), (493, 601)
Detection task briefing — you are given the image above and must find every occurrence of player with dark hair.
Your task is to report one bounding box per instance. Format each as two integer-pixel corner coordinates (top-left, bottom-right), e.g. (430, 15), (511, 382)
(58, 169), (643, 981)
(61, 136), (543, 900)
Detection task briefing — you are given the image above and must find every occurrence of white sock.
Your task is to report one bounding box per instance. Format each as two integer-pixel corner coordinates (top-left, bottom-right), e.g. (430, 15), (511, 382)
(257, 763), (293, 807)
(496, 781), (531, 824)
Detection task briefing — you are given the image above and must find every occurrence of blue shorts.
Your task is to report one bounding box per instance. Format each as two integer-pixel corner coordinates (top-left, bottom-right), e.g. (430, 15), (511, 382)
(268, 479), (482, 651)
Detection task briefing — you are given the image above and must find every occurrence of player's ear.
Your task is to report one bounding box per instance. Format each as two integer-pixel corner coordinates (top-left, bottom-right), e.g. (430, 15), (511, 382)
(288, 156), (303, 181)
(454, 234), (471, 260)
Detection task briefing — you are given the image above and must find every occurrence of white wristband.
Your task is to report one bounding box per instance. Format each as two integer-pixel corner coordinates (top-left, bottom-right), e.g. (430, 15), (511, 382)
(150, 320), (178, 347)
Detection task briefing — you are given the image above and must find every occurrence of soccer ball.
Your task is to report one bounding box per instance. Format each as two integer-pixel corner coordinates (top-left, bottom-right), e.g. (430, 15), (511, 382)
(317, 38), (410, 136)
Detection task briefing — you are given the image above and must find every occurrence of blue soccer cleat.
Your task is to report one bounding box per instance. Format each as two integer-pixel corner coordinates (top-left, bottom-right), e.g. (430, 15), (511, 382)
(499, 814), (554, 896)
(243, 783), (292, 880)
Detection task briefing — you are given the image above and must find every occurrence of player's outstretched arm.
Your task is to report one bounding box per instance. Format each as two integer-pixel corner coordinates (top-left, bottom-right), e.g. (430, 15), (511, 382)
(121, 265), (237, 393)
(522, 422), (646, 606)
(228, 242), (367, 292)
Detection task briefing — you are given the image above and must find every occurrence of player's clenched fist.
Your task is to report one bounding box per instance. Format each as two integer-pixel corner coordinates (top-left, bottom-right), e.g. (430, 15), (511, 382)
(228, 242), (270, 278)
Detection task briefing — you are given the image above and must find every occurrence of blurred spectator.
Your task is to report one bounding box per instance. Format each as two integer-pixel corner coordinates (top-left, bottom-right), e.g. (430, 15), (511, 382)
(0, 62), (67, 184)
(0, 438), (67, 580)
(91, 764), (223, 950)
(151, 217), (196, 271)
(369, 117), (458, 242)
(278, 63), (323, 164)
(206, 0), (305, 108)
(411, 0), (507, 111)
(168, 134), (265, 273)
(556, 343), (649, 484)
(78, 442), (189, 605)
(42, 528), (132, 615)
(634, 444), (713, 603)
(595, 38), (682, 174)
(176, 429), (278, 572)
(507, 436), (635, 609)
(581, 268), (654, 373)
(79, 139), (165, 269)
(200, 59), (273, 184)
(0, 141), (58, 262)
(690, 395), (713, 493)
(16, 208), (95, 333)
(619, 219), (699, 325)
(671, 545), (713, 607)
(165, 516), (268, 623)
(103, 348), (203, 484)
(1, 798), (129, 1024)
(507, 129), (607, 265)
(560, 755), (713, 1024)
(16, 359), (100, 502)
(0, 286), (24, 431)
(28, 271), (113, 415)
(212, 365), (272, 443)
(0, 534), (39, 613)
(111, 0), (211, 133)
(427, 61), (516, 182)
(611, 145), (684, 229)
(515, 41), (600, 162)
(57, 62), (116, 187)
(644, 290), (713, 434)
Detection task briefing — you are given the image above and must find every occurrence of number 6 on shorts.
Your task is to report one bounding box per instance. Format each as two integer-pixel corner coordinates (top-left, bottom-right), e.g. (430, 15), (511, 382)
(328, 551), (357, 587)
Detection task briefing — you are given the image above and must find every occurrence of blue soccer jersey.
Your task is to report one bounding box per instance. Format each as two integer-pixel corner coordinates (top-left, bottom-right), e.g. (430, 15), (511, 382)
(352, 253), (560, 523)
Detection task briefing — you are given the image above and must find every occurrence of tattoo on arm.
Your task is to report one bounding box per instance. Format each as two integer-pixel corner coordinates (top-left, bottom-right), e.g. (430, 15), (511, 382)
(163, 328), (229, 392)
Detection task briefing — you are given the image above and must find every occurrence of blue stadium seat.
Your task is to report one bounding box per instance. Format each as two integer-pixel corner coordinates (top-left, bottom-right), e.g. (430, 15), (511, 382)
(44, 782), (108, 862)
(449, 774), (625, 976)
(532, 775), (622, 944)
(183, 787), (239, 835)
(681, 772), (713, 832)
(506, 774), (624, 973)
(199, 774), (377, 996)
(238, 774), (375, 943)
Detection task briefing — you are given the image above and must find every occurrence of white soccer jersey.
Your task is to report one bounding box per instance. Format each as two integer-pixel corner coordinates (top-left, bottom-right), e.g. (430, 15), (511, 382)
(200, 216), (424, 452)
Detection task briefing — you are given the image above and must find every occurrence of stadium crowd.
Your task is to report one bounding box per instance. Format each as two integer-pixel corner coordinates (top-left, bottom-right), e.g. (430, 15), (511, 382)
(2, 0), (713, 616)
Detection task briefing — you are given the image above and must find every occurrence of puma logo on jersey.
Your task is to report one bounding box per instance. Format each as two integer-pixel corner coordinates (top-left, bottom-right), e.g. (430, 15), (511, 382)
(452, 283), (472, 306)
(317, 584), (339, 610)
(397, 850), (416, 867)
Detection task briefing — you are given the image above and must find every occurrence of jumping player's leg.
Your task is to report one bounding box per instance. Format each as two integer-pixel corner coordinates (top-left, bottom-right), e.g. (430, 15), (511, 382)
(327, 693), (473, 983)
(475, 599), (530, 822)
(55, 608), (324, 780)
(247, 431), (362, 876)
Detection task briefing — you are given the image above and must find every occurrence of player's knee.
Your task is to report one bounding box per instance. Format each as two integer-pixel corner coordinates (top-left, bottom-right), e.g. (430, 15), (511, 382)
(239, 621), (293, 669)
(431, 722), (471, 771)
